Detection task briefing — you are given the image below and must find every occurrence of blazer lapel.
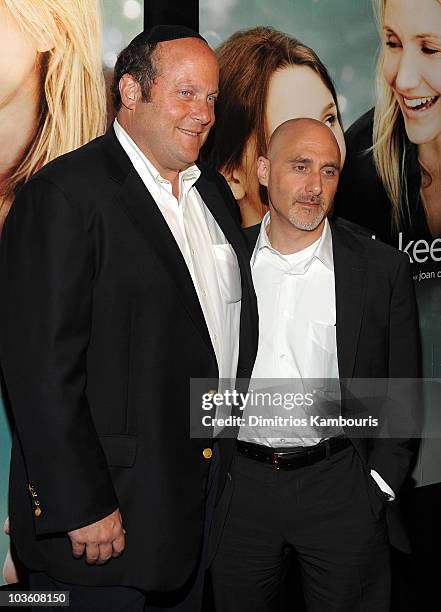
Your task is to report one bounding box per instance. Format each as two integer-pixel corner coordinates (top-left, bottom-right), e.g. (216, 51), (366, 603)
(331, 221), (368, 380)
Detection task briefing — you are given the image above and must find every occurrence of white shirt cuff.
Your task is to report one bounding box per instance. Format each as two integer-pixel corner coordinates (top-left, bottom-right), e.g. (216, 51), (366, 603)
(370, 469), (395, 501)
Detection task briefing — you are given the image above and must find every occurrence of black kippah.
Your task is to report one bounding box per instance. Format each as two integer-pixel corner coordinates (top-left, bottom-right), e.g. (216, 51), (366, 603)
(129, 25), (207, 47)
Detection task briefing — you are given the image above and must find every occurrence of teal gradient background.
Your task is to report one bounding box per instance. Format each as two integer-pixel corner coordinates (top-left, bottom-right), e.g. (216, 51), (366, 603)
(200, 0), (379, 129)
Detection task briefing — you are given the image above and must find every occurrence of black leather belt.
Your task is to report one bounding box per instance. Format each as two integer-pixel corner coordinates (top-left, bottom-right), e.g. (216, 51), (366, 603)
(237, 437), (351, 470)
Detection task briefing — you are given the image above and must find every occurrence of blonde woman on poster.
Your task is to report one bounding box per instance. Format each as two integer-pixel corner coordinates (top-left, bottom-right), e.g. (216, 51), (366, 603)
(334, 5), (441, 606)
(0, 0), (106, 584)
(202, 26), (346, 227)
(334, 0), (441, 480)
(0, 0), (106, 232)
(335, 0), (441, 242)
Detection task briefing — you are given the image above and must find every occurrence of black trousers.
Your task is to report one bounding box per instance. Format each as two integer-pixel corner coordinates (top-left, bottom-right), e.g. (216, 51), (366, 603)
(28, 572), (145, 612)
(28, 447), (220, 612)
(211, 444), (390, 612)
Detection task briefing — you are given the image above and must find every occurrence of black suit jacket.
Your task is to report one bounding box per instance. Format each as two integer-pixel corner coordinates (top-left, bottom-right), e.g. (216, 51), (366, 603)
(0, 128), (258, 591)
(244, 218), (421, 552)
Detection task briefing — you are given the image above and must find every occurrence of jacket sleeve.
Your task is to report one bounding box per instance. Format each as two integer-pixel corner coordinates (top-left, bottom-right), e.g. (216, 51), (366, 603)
(367, 253), (422, 493)
(0, 178), (118, 536)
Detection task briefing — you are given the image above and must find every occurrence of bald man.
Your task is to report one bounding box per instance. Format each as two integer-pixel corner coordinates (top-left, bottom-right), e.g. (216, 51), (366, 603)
(211, 119), (420, 611)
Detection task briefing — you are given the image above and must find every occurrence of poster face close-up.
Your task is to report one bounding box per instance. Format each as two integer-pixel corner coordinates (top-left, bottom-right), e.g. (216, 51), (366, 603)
(0, 0), (144, 584)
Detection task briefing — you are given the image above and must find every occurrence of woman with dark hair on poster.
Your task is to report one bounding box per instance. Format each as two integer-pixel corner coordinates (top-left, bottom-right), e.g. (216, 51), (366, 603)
(202, 26), (346, 227)
(0, 0), (106, 584)
(335, 0), (441, 242)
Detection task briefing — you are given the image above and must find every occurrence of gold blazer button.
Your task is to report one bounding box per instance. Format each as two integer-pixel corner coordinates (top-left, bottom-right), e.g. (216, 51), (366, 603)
(34, 507), (42, 518)
(202, 448), (213, 460)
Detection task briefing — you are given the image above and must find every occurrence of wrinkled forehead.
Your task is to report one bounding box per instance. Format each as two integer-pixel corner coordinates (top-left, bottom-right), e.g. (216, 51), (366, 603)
(270, 127), (341, 165)
(154, 37), (214, 66)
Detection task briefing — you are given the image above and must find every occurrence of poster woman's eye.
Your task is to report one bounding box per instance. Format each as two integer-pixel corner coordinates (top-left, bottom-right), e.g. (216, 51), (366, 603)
(384, 30), (402, 50)
(324, 114), (336, 128)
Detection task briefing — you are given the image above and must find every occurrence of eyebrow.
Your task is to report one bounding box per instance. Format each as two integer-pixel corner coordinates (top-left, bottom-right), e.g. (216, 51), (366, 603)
(322, 102), (336, 112)
(416, 33), (441, 41)
(383, 26), (441, 41)
(287, 156), (340, 169)
(175, 82), (219, 94)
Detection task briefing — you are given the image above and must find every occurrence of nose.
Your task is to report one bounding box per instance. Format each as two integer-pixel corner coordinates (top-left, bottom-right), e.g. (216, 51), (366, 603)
(395, 47), (421, 92)
(190, 97), (213, 126)
(306, 169), (322, 196)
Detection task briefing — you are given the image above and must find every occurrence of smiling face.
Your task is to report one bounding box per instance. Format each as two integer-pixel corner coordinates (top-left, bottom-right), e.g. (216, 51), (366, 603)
(258, 119), (341, 237)
(383, 0), (441, 145)
(123, 37), (219, 179)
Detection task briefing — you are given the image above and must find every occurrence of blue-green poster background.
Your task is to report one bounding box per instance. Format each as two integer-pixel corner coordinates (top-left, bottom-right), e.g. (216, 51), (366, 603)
(201, 0), (379, 129)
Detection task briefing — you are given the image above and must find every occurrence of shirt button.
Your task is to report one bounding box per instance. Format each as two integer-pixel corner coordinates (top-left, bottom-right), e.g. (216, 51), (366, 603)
(280, 354), (287, 360)
(282, 309), (290, 318)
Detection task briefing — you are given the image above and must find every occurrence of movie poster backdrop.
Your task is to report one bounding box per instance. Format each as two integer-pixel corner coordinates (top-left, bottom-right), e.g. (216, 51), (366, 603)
(1, 0), (440, 591)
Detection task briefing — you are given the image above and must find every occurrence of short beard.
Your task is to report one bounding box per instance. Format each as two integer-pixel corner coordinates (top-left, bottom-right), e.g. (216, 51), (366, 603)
(287, 200), (327, 231)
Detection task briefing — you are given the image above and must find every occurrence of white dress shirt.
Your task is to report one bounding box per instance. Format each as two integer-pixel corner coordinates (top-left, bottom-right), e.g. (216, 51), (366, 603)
(239, 213), (394, 499)
(113, 120), (241, 393)
(239, 214), (340, 447)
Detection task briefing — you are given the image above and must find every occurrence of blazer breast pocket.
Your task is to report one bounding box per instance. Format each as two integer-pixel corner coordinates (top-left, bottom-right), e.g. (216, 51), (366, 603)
(212, 243), (242, 303)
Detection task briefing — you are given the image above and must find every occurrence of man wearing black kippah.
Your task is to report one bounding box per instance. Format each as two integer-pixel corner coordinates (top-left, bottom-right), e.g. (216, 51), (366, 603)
(0, 25), (257, 610)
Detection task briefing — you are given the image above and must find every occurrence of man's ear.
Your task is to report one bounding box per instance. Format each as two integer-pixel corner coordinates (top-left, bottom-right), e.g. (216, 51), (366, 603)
(221, 167), (246, 201)
(119, 74), (140, 110)
(257, 156), (270, 187)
